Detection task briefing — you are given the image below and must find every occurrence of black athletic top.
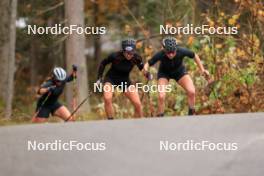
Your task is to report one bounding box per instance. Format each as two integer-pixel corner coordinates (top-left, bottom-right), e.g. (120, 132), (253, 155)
(97, 51), (144, 80)
(37, 74), (75, 106)
(148, 47), (195, 75)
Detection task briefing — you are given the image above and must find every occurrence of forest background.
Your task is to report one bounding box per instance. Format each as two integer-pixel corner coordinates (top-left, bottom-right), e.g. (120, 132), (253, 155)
(0, 0), (263, 125)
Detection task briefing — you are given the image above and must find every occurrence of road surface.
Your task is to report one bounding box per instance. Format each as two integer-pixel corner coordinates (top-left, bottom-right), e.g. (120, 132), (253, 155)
(0, 113), (264, 176)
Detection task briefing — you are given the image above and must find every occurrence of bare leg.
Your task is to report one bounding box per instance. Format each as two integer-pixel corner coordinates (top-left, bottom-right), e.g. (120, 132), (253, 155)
(177, 74), (196, 114)
(53, 106), (73, 121)
(103, 82), (114, 119)
(32, 117), (48, 123)
(157, 78), (169, 116)
(124, 85), (143, 118)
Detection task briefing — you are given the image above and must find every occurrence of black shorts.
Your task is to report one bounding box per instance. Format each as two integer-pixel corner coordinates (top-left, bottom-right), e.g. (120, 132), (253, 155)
(158, 67), (188, 82)
(103, 77), (131, 87)
(35, 101), (62, 118)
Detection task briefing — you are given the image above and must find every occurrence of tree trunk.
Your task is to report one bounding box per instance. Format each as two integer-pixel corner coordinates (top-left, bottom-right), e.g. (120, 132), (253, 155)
(0, 0), (17, 118)
(93, 2), (101, 61)
(30, 39), (38, 88)
(93, 35), (101, 61)
(0, 0), (10, 103)
(65, 0), (90, 114)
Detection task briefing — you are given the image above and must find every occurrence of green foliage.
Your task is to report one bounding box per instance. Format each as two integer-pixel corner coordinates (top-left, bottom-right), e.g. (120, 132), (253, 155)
(238, 65), (258, 87)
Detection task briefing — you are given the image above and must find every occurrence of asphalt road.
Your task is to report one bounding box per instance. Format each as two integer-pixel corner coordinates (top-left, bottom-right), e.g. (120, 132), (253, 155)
(0, 113), (264, 176)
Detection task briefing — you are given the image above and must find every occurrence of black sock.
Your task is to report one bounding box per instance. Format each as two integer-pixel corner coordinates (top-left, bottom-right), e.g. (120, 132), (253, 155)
(108, 117), (114, 120)
(188, 108), (195, 115)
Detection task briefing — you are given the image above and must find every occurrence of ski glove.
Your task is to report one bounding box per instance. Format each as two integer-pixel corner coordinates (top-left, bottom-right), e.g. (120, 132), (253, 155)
(144, 72), (153, 80)
(72, 64), (78, 72)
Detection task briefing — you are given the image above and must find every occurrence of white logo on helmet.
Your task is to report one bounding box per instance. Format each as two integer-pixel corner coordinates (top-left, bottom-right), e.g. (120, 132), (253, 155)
(53, 67), (66, 81)
(125, 46), (134, 52)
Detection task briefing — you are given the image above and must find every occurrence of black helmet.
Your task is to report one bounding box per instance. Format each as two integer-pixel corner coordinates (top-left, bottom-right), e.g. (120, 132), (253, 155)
(162, 36), (178, 52)
(122, 38), (136, 52)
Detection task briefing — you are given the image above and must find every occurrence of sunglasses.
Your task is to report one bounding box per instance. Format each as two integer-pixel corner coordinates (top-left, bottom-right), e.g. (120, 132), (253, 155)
(124, 51), (135, 56)
(165, 51), (176, 55)
(53, 80), (62, 84)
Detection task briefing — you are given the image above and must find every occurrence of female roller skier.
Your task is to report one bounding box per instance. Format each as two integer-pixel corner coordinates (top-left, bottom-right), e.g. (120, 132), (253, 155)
(97, 38), (151, 119)
(144, 36), (210, 116)
(32, 65), (77, 122)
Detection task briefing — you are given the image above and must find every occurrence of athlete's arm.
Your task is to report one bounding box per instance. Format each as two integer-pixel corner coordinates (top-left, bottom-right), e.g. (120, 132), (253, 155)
(38, 88), (49, 95)
(65, 73), (76, 82)
(143, 52), (162, 72)
(134, 54), (145, 73)
(194, 54), (209, 76)
(37, 81), (54, 95)
(143, 62), (150, 72)
(97, 54), (115, 79)
(134, 54), (152, 79)
(65, 65), (78, 82)
(181, 47), (209, 77)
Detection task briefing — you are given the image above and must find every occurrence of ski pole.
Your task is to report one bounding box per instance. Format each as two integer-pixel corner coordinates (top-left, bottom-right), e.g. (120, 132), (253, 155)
(141, 72), (154, 117)
(203, 73), (214, 85)
(203, 73), (217, 96)
(65, 92), (92, 122)
(72, 67), (77, 120)
(32, 92), (51, 120)
(147, 81), (154, 117)
(140, 79), (148, 102)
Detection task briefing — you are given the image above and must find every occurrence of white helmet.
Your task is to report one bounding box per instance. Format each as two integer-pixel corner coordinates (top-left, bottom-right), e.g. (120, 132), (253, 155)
(53, 67), (67, 81)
